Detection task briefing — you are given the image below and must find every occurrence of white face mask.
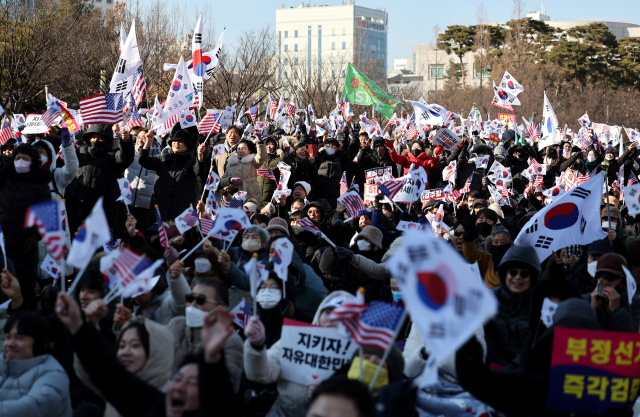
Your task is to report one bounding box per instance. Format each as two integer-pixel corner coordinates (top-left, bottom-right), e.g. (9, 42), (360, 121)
(602, 221), (617, 230)
(242, 239), (262, 252)
(468, 157), (477, 163)
(606, 155), (614, 161)
(547, 158), (557, 166)
(39, 154), (48, 165)
(356, 239), (372, 251)
(185, 305), (208, 328)
(634, 162), (639, 170)
(14, 159), (31, 173)
(588, 155), (596, 163)
(256, 288), (282, 310)
(194, 258), (212, 273)
(325, 147), (336, 155)
(587, 261), (598, 278)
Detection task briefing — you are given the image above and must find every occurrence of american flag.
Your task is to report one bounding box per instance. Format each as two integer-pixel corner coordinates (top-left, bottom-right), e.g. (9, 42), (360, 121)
(162, 114), (180, 132)
(47, 94), (68, 109)
(222, 198), (244, 209)
(109, 248), (143, 288)
(341, 96), (353, 122)
(199, 217), (214, 235)
(131, 68), (147, 108)
(114, 249), (154, 289)
(406, 122), (418, 139)
(628, 172), (638, 186)
(533, 175), (544, 189)
(80, 93), (124, 125)
(198, 112), (222, 135)
(42, 102), (62, 127)
(532, 124), (541, 142)
(245, 105), (258, 122)
(24, 201), (65, 260)
(242, 301), (252, 327)
(329, 300), (404, 351)
(491, 96), (514, 112)
(339, 172), (348, 196)
(442, 184), (461, 202)
(257, 169), (276, 181)
(499, 185), (509, 198)
(0, 118), (14, 144)
(379, 178), (405, 200)
(297, 218), (326, 238)
(286, 102), (296, 117)
(155, 206), (170, 248)
(529, 158), (544, 175)
(268, 94), (278, 120)
(126, 102), (144, 130)
(526, 118), (535, 140)
(460, 175), (472, 194)
(578, 173), (590, 184)
(183, 210), (200, 228)
(338, 191), (366, 219)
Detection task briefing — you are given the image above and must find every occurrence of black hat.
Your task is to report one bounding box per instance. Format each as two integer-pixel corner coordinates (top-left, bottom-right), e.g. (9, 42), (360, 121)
(501, 129), (516, 144)
(472, 144), (490, 155)
(587, 239), (613, 256)
(372, 137), (385, 148)
(84, 124), (114, 143)
(325, 137), (340, 147)
(264, 136), (279, 147)
(168, 130), (193, 149)
(273, 128), (285, 135)
(546, 148), (558, 159)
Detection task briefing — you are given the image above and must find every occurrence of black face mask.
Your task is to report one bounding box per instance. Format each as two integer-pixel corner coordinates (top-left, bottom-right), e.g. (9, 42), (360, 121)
(491, 243), (511, 267)
(412, 149), (421, 158)
(1, 154), (12, 162)
(476, 222), (493, 237)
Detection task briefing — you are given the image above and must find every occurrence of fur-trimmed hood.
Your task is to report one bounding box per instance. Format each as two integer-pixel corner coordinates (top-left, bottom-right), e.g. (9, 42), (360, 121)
(227, 153), (255, 166)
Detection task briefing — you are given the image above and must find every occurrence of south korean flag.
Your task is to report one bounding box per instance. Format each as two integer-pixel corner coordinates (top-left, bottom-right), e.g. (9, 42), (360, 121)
(515, 172), (607, 260)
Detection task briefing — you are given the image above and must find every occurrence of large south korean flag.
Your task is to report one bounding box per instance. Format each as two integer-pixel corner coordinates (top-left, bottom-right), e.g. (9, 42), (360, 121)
(515, 172), (607, 260)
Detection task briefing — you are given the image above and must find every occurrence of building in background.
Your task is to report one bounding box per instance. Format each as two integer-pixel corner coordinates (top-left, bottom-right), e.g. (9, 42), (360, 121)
(275, 1), (388, 94)
(90, 0), (115, 14)
(393, 58), (407, 70)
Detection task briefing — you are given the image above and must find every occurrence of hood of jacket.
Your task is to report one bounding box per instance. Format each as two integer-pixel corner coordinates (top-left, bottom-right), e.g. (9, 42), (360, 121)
(31, 139), (57, 170)
(227, 153), (255, 166)
(120, 317), (175, 390)
(311, 290), (355, 325)
(497, 245), (541, 298)
(528, 279), (580, 332)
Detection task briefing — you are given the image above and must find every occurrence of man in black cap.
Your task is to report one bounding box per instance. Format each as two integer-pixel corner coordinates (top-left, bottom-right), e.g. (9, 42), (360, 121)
(357, 136), (398, 179)
(76, 124), (135, 233)
(564, 239), (613, 295)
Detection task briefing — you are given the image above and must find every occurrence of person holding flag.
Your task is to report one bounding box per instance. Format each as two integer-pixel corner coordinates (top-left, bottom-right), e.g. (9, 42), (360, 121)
(0, 143), (52, 309)
(220, 137), (267, 204)
(138, 128), (207, 225)
(258, 135), (295, 202)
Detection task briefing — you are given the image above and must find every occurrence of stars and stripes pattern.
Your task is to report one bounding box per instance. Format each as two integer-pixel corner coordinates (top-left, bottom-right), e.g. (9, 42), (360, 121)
(109, 248), (143, 288)
(245, 105), (258, 122)
(155, 206), (170, 249)
(257, 169), (276, 181)
(460, 175), (472, 194)
(80, 93), (124, 125)
(578, 173), (591, 184)
(297, 218), (326, 238)
(533, 175), (544, 189)
(222, 198), (244, 209)
(532, 124), (541, 142)
(442, 184), (461, 203)
(338, 191), (367, 219)
(131, 68), (147, 108)
(198, 112), (222, 134)
(339, 172), (348, 196)
(183, 210), (200, 228)
(0, 118), (14, 144)
(162, 113), (180, 131)
(24, 201), (65, 260)
(491, 96), (514, 112)
(199, 217), (214, 235)
(42, 103), (62, 127)
(329, 300), (404, 351)
(268, 94), (278, 120)
(405, 122), (418, 139)
(126, 100), (144, 130)
(379, 178), (405, 200)
(628, 173), (639, 186)
(286, 102), (296, 117)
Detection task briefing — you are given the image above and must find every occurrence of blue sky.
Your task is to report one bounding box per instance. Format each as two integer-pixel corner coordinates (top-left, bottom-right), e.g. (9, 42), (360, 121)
(187, 0), (640, 67)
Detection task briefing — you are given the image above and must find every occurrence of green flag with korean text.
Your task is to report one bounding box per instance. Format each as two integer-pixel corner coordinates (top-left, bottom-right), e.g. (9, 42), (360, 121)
(342, 63), (399, 119)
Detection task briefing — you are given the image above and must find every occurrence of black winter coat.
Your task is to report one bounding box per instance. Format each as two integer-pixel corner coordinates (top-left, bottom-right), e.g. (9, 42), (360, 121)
(507, 145), (536, 193)
(287, 157), (318, 192)
(76, 138), (135, 232)
(314, 137), (360, 208)
(138, 149), (206, 223)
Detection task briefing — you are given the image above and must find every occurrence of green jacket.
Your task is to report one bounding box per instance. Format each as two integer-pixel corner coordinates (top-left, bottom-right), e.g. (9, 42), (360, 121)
(257, 152), (296, 202)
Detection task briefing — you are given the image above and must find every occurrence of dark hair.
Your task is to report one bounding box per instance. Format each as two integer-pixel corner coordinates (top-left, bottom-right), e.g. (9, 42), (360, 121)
(477, 208), (499, 224)
(226, 125), (244, 137)
(467, 190), (480, 200)
(78, 270), (107, 294)
(308, 376), (373, 417)
(292, 198), (306, 207)
(193, 277), (229, 306)
(176, 352), (199, 371)
(129, 126), (143, 135)
(4, 311), (50, 357)
(13, 143), (42, 171)
(118, 320), (150, 359)
(32, 141), (52, 161)
(238, 139), (257, 155)
(251, 213), (270, 226)
(289, 210), (308, 222)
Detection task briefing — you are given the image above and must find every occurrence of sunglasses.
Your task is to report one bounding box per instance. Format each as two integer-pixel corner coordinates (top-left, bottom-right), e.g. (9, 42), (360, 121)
(454, 230), (463, 237)
(508, 269), (530, 279)
(185, 294), (217, 306)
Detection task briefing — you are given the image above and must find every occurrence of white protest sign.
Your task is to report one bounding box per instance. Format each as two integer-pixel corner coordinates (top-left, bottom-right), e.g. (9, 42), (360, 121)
(432, 128), (462, 150)
(22, 114), (48, 134)
(421, 188), (446, 206)
(624, 184), (640, 216)
(365, 167), (393, 185)
(363, 183), (381, 207)
(393, 176), (415, 203)
(279, 318), (357, 386)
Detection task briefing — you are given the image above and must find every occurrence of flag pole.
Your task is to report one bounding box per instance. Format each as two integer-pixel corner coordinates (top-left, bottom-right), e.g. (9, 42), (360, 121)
(180, 234), (210, 262)
(251, 253), (259, 315)
(200, 168), (214, 201)
(368, 309), (408, 391)
(67, 263), (88, 294)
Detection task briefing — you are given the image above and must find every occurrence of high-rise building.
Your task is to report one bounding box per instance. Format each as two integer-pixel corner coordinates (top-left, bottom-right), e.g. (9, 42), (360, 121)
(275, 2), (388, 90)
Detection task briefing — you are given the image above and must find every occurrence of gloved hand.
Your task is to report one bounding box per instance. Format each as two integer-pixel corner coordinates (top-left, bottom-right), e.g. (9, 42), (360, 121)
(244, 316), (266, 349)
(385, 140), (394, 149)
(60, 127), (72, 148)
(298, 123), (307, 133)
(374, 193), (384, 209)
(230, 177), (242, 185)
(334, 246), (354, 263)
(342, 124), (350, 136)
(278, 297), (295, 318)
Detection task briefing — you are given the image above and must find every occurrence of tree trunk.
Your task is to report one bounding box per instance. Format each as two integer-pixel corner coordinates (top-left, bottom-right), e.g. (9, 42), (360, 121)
(459, 56), (466, 90)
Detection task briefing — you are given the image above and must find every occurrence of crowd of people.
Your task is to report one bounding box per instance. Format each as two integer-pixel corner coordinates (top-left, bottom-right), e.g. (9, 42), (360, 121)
(0, 114), (638, 417)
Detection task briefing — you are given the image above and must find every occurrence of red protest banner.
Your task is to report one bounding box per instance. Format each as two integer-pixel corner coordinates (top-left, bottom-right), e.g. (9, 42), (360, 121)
(547, 327), (640, 415)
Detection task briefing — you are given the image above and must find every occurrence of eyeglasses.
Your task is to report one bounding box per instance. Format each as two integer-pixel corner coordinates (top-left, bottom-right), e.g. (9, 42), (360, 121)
(185, 293), (218, 306)
(508, 269), (530, 279)
(454, 230), (463, 237)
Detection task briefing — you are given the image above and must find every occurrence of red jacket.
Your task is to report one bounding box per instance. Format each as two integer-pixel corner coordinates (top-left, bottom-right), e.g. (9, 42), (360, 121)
(388, 145), (442, 175)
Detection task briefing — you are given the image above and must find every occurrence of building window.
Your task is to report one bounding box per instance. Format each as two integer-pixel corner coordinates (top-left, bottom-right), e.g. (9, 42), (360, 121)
(295, 30), (298, 38)
(294, 44), (298, 51)
(285, 31), (288, 38)
(342, 42), (346, 50)
(332, 28), (335, 36)
(430, 65), (444, 79)
(284, 45), (288, 52)
(294, 57), (298, 65)
(284, 58), (289, 65)
(474, 64), (490, 78)
(332, 42), (335, 50)
(455, 64), (468, 76)
(412, 53), (416, 73)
